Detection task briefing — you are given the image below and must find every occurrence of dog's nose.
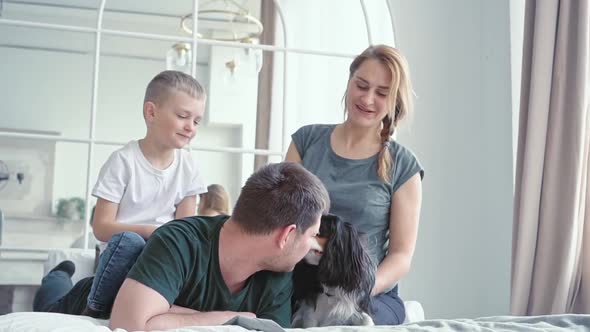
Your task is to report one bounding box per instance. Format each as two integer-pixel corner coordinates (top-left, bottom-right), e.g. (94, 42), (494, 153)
(315, 236), (328, 249)
(310, 240), (323, 252)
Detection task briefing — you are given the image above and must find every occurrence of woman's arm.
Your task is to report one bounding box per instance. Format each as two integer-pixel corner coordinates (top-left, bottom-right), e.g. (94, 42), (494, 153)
(284, 142), (302, 163)
(372, 173), (422, 295)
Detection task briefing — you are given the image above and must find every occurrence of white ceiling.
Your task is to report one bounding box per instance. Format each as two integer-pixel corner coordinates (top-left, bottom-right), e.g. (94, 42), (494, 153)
(3, 0), (260, 19)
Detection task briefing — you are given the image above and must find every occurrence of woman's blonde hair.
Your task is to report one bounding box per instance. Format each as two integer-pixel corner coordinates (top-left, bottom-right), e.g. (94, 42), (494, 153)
(346, 45), (414, 182)
(199, 184), (230, 215)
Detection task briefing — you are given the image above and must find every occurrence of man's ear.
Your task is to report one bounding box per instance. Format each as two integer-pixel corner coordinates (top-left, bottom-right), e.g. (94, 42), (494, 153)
(144, 101), (157, 124)
(276, 224), (297, 249)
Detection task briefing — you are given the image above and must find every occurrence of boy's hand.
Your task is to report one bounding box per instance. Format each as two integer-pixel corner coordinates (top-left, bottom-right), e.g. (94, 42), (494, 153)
(139, 225), (158, 239)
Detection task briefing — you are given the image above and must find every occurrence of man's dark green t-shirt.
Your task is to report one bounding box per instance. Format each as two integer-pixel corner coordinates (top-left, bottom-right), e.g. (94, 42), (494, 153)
(127, 215), (293, 327)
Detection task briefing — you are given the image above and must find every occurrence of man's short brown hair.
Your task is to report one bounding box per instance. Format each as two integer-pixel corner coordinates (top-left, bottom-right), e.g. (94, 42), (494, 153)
(233, 162), (330, 235)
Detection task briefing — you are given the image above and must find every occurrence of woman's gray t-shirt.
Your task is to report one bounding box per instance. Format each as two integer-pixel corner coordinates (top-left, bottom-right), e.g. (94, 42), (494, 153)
(292, 124), (424, 264)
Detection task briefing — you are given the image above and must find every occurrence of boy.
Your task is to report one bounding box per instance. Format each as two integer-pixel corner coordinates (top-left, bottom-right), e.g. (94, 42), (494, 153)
(34, 70), (208, 319)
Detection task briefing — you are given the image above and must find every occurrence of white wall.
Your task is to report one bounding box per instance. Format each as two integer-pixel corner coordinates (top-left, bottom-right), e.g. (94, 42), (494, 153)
(510, 0), (526, 175)
(207, 45), (261, 186)
(271, 0), (396, 148)
(388, 0), (514, 319)
(272, 0), (515, 319)
(0, 137), (56, 217)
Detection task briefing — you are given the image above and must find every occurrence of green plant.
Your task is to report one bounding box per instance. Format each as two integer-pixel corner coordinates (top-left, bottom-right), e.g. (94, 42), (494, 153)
(56, 197), (86, 222)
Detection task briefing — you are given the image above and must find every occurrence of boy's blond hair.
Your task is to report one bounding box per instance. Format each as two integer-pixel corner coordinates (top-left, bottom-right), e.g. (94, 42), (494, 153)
(144, 70), (206, 106)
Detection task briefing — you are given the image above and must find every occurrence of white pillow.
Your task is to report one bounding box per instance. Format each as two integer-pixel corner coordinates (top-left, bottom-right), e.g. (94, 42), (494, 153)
(403, 300), (425, 323)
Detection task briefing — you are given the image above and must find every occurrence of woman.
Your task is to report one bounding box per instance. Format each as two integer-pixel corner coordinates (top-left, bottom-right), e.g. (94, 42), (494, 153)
(285, 44), (423, 325)
(198, 184), (230, 216)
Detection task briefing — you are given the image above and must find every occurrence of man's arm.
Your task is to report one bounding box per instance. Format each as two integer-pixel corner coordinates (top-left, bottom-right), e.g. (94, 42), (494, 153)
(109, 278), (255, 331)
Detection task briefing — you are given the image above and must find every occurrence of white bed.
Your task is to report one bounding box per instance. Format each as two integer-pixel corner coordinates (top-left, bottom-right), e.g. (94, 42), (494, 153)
(1, 311), (589, 332)
(5, 250), (585, 332)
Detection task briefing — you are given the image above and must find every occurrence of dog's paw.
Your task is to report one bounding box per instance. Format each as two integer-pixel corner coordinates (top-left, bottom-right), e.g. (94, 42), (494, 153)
(361, 312), (374, 326)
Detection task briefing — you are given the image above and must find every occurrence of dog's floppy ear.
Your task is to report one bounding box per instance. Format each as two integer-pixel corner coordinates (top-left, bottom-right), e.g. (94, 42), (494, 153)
(317, 215), (375, 294)
(292, 261), (321, 311)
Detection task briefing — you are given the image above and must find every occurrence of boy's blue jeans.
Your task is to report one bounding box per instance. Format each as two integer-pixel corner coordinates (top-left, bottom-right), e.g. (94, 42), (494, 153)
(86, 231), (145, 313)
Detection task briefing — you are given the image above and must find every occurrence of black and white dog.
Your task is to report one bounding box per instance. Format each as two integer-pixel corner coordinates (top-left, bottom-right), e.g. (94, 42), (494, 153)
(291, 214), (376, 327)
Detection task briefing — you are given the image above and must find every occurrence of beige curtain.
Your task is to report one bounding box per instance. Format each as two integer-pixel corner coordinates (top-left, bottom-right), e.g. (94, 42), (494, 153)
(511, 0), (590, 315)
(254, 0), (276, 170)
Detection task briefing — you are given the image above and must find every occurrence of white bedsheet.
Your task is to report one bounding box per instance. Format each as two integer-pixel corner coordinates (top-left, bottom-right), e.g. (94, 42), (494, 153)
(1, 312), (589, 332)
(38, 250), (425, 327)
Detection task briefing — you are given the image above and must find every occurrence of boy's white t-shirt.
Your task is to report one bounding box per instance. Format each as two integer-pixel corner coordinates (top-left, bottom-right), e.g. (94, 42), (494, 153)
(92, 140), (207, 248)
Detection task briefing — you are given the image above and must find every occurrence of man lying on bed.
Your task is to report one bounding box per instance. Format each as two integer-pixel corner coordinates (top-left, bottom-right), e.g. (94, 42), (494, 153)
(34, 162), (330, 331)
